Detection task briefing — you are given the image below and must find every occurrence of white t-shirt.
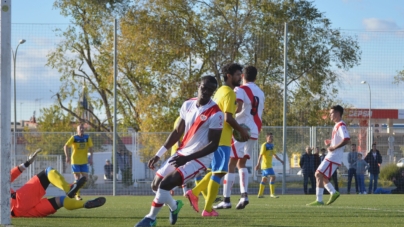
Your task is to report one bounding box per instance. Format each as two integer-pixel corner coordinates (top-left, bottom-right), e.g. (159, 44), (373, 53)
(325, 120), (350, 164)
(234, 82), (265, 139)
(176, 98), (224, 166)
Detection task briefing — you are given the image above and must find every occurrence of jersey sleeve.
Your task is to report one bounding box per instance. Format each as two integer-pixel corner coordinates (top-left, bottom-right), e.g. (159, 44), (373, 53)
(209, 111), (224, 129)
(65, 136), (74, 147)
(10, 166), (22, 183)
(339, 124), (350, 140)
(260, 143), (266, 155)
(88, 137), (94, 147)
(235, 87), (245, 102)
(179, 101), (189, 121)
(221, 92), (237, 115)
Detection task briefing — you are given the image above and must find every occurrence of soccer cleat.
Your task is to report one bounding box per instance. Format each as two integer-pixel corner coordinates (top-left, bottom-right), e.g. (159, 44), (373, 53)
(135, 217), (157, 227)
(28, 148), (42, 164)
(185, 190), (199, 213)
(326, 191), (340, 205)
(201, 209), (219, 217)
(235, 198), (249, 210)
(169, 200), (184, 225)
(67, 177), (86, 198)
(75, 195), (83, 201)
(306, 201), (324, 206)
(84, 197), (106, 209)
(257, 195), (265, 198)
(213, 201), (232, 209)
(270, 194), (279, 198)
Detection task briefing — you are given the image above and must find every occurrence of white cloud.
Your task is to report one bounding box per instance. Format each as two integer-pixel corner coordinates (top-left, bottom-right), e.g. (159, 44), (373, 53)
(362, 18), (401, 31)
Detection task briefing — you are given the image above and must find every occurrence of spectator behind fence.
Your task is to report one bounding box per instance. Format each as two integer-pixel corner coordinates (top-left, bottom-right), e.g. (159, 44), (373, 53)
(313, 147), (321, 170)
(364, 143), (382, 194)
(299, 146), (315, 194)
(374, 169), (404, 194)
(104, 159), (113, 180)
(347, 144), (359, 194)
(356, 153), (369, 194)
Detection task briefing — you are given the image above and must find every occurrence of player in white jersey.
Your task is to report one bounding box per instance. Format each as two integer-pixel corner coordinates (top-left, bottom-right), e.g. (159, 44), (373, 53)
(307, 105), (350, 206)
(215, 65), (265, 210)
(135, 76), (224, 227)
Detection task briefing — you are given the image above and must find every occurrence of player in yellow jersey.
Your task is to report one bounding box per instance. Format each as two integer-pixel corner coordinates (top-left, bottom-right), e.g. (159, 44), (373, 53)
(64, 124), (93, 200)
(256, 132), (284, 198)
(186, 63), (249, 217)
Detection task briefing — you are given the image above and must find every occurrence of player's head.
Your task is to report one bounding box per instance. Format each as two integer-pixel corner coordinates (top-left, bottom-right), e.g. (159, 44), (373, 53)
(329, 105), (344, 122)
(242, 65), (257, 82)
(197, 75), (218, 105)
(221, 63), (242, 87)
(77, 124), (85, 136)
(266, 132), (273, 143)
(351, 143), (356, 151)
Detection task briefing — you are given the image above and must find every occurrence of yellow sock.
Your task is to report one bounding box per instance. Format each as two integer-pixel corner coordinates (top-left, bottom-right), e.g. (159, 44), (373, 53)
(204, 175), (221, 212)
(63, 197), (85, 210)
(47, 169), (70, 192)
(258, 183), (265, 196)
(192, 172), (212, 197)
(270, 183), (275, 195)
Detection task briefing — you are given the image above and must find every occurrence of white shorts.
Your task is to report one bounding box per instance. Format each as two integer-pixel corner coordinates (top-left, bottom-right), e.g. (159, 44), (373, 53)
(156, 155), (207, 184)
(317, 159), (340, 179)
(230, 138), (257, 159)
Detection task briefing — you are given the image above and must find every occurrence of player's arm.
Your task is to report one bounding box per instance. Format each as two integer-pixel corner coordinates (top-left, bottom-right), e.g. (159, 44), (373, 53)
(273, 154), (284, 165)
(148, 119), (186, 169)
(12, 148), (41, 182)
(255, 154), (263, 171)
(64, 138), (72, 163)
(328, 126), (350, 152)
(225, 112), (249, 141)
(236, 100), (243, 113)
(169, 128), (222, 168)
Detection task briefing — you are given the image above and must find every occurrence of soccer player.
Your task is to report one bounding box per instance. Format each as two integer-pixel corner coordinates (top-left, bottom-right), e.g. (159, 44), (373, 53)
(11, 149), (106, 217)
(64, 124), (93, 200)
(185, 63), (249, 217)
(307, 105), (350, 206)
(215, 65), (265, 210)
(135, 76), (223, 227)
(256, 132), (284, 198)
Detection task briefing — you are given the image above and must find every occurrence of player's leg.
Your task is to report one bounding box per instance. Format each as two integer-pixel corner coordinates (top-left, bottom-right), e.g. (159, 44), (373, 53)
(368, 173), (374, 194)
(190, 171), (212, 199)
(323, 164), (340, 205)
(235, 139), (255, 209)
(216, 157), (237, 208)
(151, 174), (163, 193)
(268, 169), (278, 198)
(373, 173), (379, 193)
(75, 165), (89, 200)
(202, 146), (230, 216)
(45, 167), (71, 193)
(257, 174), (267, 198)
(307, 160), (333, 206)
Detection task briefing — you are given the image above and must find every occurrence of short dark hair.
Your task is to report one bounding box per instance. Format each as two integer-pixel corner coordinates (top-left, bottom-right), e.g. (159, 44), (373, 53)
(372, 143), (376, 146)
(266, 132), (273, 136)
(351, 144), (356, 146)
(201, 75), (218, 88)
(243, 66), (257, 82)
(321, 148), (326, 152)
(221, 63), (243, 82)
(331, 105), (344, 116)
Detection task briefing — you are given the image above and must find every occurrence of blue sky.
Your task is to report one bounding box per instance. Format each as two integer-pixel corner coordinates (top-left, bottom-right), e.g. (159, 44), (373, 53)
(10, 0), (404, 122)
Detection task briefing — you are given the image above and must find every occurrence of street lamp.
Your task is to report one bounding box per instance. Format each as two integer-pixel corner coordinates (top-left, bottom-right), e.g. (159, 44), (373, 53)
(12, 39), (26, 158)
(361, 80), (372, 151)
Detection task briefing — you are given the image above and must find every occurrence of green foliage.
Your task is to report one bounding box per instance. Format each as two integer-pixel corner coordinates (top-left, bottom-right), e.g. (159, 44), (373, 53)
(379, 164), (402, 181)
(121, 168), (133, 187)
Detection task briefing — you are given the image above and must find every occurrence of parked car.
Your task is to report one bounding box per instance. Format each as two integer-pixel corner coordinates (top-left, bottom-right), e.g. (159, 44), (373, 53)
(397, 158), (404, 168)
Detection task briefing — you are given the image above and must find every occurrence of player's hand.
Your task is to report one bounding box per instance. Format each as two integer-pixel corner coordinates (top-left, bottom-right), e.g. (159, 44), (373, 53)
(148, 156), (160, 170)
(328, 146), (335, 152)
(66, 156), (71, 163)
(169, 155), (189, 168)
(88, 157), (93, 165)
(281, 161), (285, 165)
(238, 128), (250, 142)
(28, 148), (42, 164)
(324, 139), (331, 146)
(255, 165), (260, 171)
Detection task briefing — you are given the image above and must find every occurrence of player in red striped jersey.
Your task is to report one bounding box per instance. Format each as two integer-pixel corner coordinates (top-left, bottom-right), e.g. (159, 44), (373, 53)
(135, 76), (224, 227)
(307, 105), (350, 206)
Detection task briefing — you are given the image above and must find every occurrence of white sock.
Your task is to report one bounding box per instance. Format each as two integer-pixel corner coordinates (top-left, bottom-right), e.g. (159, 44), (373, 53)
(146, 189), (177, 219)
(223, 173), (235, 197)
(182, 185), (188, 195)
(316, 187), (324, 202)
(239, 168), (249, 194)
(324, 182), (336, 194)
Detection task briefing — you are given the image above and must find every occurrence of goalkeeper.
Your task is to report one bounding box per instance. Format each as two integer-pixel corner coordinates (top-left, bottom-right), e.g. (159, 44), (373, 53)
(10, 149), (106, 217)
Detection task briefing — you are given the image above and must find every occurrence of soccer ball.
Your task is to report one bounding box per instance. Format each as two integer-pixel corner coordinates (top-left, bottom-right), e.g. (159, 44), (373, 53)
(233, 124), (251, 142)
